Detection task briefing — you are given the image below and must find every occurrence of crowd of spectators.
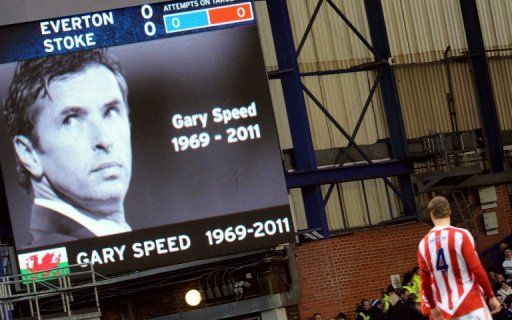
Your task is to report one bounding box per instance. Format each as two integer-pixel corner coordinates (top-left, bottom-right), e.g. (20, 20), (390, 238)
(491, 248), (512, 320)
(310, 247), (512, 320)
(310, 266), (427, 320)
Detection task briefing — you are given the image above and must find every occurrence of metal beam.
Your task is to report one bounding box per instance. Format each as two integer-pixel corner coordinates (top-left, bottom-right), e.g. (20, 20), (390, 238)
(363, 0), (416, 216)
(266, 0), (329, 236)
(456, 172), (512, 189)
(296, 0), (324, 58)
(326, 0), (379, 58)
(286, 161), (413, 189)
(458, 0), (505, 172)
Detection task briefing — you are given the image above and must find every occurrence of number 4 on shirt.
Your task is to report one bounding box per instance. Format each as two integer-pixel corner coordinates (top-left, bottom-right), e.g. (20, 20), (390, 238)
(436, 248), (449, 272)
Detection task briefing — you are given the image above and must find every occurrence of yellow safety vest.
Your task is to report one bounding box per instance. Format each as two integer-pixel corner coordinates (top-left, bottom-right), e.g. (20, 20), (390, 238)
(357, 312), (370, 320)
(382, 294), (390, 312)
(411, 274), (422, 302)
(401, 285), (414, 294)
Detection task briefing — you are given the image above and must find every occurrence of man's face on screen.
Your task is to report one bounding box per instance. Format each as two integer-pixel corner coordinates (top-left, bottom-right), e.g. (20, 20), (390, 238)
(32, 64), (132, 214)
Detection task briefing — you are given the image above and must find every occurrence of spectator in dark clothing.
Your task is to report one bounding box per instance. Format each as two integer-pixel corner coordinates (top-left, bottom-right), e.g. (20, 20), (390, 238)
(506, 295), (512, 308)
(504, 298), (512, 318)
(493, 295), (512, 320)
(334, 312), (347, 320)
(495, 273), (510, 292)
(407, 294), (426, 320)
(369, 299), (385, 320)
(355, 299), (371, 320)
(493, 307), (512, 319)
(389, 288), (422, 320)
(491, 271), (499, 289)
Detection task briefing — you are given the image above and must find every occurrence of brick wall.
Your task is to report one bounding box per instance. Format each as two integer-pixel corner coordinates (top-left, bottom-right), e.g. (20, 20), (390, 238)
(296, 222), (431, 320)
(508, 187), (512, 231)
(471, 184), (512, 252)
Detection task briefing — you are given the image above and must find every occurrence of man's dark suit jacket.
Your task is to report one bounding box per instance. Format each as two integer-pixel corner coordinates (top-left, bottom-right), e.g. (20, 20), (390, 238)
(26, 205), (95, 249)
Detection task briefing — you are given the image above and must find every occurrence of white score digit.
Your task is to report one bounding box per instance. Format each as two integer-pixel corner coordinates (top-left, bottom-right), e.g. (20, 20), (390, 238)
(141, 5), (153, 19)
(144, 22), (156, 36)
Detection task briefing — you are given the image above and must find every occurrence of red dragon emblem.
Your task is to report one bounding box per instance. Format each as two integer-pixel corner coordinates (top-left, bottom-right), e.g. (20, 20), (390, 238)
(26, 252), (62, 279)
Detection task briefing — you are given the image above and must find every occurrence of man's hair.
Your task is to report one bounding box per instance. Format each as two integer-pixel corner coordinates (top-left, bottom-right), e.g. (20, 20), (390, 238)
(407, 293), (417, 303)
(402, 271), (413, 286)
(399, 288), (409, 296)
(427, 196), (451, 219)
(4, 49), (128, 188)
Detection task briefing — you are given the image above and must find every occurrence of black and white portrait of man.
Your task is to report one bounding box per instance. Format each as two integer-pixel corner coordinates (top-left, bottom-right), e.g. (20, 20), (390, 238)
(4, 49), (132, 248)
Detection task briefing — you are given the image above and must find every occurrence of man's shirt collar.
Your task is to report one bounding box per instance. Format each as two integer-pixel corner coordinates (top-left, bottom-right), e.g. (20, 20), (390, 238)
(34, 198), (131, 237)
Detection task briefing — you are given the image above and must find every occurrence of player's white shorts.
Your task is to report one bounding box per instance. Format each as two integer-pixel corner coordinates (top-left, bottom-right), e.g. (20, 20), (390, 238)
(453, 307), (492, 320)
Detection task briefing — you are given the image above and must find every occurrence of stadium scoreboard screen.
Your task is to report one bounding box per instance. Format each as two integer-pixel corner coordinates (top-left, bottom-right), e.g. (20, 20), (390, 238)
(0, 0), (293, 278)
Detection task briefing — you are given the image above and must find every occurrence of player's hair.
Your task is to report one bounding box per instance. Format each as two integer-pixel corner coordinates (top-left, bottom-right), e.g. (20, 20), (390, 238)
(427, 196), (451, 219)
(4, 49), (128, 189)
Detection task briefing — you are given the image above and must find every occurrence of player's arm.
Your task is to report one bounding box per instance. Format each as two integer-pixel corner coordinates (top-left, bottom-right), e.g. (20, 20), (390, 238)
(418, 246), (436, 311)
(460, 232), (500, 313)
(460, 232), (493, 297)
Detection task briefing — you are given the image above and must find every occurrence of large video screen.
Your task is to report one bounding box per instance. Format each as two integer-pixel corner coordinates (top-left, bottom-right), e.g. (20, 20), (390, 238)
(0, 0), (293, 278)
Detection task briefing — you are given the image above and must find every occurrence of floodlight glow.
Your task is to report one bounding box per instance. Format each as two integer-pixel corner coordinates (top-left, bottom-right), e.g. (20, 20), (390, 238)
(185, 289), (202, 306)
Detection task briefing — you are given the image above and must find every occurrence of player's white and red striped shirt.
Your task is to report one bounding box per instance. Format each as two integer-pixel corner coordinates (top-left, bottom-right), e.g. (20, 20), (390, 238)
(418, 226), (495, 318)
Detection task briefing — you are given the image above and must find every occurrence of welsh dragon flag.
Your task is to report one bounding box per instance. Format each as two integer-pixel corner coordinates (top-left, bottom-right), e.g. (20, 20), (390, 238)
(18, 247), (70, 283)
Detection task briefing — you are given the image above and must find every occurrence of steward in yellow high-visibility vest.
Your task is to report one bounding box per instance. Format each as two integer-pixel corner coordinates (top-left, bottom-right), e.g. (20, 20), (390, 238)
(401, 272), (415, 300)
(382, 285), (399, 314)
(411, 266), (422, 303)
